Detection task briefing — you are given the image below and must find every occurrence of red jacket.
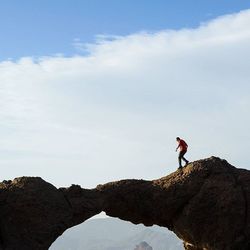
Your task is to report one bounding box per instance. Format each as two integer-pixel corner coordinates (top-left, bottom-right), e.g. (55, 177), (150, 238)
(178, 139), (188, 151)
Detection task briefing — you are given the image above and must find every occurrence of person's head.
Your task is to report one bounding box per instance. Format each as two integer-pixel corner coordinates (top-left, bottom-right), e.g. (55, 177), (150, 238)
(176, 137), (180, 142)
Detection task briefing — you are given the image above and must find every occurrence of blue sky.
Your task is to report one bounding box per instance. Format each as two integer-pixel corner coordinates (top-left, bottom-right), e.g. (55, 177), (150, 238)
(1, 1), (250, 60)
(1, 3), (250, 190)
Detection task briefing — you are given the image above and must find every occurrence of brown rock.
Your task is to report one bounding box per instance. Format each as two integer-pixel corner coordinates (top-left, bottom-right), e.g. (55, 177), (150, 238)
(0, 157), (249, 249)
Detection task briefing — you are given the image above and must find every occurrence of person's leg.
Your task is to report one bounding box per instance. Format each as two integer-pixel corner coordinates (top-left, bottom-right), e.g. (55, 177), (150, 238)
(178, 151), (184, 168)
(181, 150), (189, 164)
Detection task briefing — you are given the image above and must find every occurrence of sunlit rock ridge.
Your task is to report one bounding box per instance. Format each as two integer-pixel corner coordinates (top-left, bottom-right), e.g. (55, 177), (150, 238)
(0, 157), (249, 250)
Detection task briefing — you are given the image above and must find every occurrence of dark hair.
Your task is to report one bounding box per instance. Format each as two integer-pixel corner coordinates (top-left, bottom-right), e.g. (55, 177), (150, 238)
(176, 137), (180, 140)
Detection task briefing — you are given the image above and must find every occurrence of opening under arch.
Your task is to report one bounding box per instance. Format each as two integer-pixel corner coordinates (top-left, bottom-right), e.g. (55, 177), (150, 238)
(50, 215), (182, 250)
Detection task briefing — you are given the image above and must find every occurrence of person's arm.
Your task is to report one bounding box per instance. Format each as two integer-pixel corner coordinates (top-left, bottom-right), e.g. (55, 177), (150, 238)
(176, 144), (180, 152)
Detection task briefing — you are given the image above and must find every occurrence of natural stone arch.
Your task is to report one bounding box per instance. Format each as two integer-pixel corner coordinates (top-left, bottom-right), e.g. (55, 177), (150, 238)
(0, 157), (249, 249)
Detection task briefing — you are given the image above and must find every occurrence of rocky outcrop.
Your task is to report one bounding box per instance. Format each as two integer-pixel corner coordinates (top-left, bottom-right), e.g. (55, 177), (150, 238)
(134, 241), (153, 250)
(0, 157), (249, 250)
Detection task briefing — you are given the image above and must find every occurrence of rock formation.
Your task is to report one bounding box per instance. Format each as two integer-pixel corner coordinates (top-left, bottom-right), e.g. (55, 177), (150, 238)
(134, 241), (153, 250)
(0, 157), (249, 250)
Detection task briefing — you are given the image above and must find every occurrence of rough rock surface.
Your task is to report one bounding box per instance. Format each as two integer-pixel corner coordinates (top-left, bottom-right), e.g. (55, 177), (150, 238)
(0, 157), (249, 250)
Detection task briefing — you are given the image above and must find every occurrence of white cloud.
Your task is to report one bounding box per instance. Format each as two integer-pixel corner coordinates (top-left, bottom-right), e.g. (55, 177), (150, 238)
(0, 10), (250, 188)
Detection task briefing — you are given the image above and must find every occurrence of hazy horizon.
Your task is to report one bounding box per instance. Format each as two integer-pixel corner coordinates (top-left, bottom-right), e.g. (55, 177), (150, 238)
(50, 216), (182, 250)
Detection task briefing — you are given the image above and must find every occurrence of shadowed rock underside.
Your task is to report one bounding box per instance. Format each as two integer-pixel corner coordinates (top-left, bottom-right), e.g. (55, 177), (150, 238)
(0, 157), (249, 250)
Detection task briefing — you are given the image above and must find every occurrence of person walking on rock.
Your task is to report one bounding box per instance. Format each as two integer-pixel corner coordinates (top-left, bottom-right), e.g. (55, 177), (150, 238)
(176, 137), (189, 169)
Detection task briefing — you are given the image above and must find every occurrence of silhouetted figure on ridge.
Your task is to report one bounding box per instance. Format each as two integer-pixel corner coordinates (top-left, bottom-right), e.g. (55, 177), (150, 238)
(176, 137), (189, 169)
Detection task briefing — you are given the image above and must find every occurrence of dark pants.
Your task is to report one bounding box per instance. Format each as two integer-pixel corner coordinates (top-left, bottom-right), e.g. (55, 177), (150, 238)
(178, 150), (188, 167)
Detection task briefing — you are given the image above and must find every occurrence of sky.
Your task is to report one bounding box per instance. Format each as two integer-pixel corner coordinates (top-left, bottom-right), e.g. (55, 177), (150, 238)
(1, 0), (250, 59)
(1, 1), (250, 190)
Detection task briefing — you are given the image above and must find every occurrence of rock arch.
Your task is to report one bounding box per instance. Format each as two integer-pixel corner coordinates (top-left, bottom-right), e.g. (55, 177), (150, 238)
(0, 157), (249, 249)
